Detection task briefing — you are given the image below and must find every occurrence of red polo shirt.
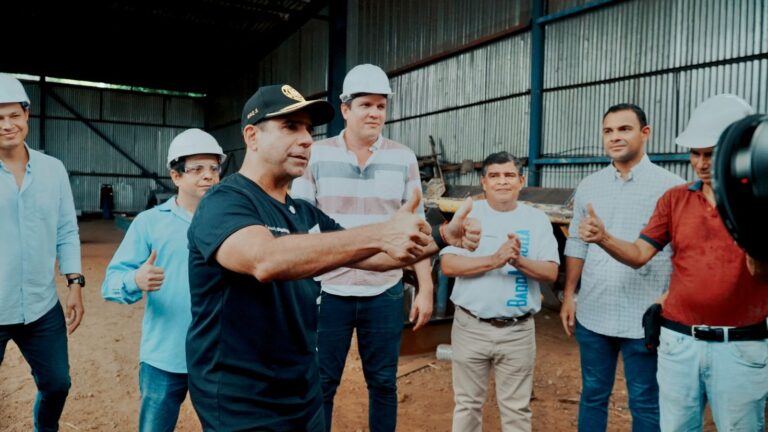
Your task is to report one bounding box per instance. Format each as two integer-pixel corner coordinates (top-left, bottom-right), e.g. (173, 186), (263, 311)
(640, 181), (768, 327)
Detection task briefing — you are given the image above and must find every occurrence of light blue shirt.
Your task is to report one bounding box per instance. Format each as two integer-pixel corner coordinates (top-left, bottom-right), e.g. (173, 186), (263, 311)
(564, 155), (685, 338)
(0, 145), (81, 325)
(102, 197), (192, 373)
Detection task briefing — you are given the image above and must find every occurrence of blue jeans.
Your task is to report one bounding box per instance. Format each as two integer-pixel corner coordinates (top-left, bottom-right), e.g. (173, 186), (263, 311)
(575, 320), (660, 432)
(318, 282), (404, 432)
(0, 303), (71, 432)
(138, 362), (188, 432)
(657, 327), (768, 431)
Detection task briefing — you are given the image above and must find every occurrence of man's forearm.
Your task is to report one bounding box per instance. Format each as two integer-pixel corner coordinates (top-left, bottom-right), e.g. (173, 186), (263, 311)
(562, 256), (584, 300)
(597, 234), (651, 269)
(413, 258), (434, 294)
(512, 257), (559, 283)
(353, 243), (439, 272)
(440, 254), (501, 277)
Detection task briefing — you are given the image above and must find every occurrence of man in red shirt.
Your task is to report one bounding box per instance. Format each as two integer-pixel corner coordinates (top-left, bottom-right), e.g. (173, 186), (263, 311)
(579, 94), (768, 431)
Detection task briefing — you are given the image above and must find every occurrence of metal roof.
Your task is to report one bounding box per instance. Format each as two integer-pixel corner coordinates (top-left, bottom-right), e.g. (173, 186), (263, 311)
(3, 0), (328, 93)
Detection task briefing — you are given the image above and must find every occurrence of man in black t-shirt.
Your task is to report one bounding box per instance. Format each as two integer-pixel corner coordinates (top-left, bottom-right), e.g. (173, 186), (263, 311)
(186, 84), (479, 431)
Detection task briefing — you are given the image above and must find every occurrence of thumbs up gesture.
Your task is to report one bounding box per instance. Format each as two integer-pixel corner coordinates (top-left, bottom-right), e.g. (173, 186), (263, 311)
(134, 250), (165, 291)
(382, 189), (432, 262)
(579, 203), (607, 244)
(443, 198), (482, 251)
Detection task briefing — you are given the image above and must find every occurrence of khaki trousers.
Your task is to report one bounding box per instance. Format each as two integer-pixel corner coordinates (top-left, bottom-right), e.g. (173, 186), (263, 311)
(451, 307), (536, 432)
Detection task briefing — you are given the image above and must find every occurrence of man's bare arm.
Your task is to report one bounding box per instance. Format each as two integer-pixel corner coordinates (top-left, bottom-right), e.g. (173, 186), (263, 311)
(580, 203), (658, 268)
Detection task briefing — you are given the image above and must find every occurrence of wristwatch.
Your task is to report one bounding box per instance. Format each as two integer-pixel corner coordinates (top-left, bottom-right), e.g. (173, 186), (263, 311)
(66, 274), (86, 288)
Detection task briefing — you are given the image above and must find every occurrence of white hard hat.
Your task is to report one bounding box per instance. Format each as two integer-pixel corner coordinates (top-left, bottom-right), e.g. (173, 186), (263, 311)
(676, 94), (754, 149)
(166, 128), (226, 168)
(340, 64), (394, 102)
(0, 73), (31, 107)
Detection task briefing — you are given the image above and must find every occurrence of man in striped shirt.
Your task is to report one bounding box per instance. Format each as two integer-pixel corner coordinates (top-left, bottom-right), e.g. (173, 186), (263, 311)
(291, 64), (431, 432)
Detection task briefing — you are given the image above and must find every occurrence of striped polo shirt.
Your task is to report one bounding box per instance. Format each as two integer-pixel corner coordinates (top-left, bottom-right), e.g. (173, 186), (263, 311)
(291, 130), (424, 297)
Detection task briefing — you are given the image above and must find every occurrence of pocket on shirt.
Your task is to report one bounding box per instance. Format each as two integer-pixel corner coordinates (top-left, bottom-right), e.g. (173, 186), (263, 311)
(727, 340), (768, 368)
(374, 171), (405, 200)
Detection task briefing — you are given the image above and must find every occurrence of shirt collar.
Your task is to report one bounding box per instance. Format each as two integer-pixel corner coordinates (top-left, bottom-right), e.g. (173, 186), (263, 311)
(158, 195), (193, 222)
(336, 129), (383, 152)
(610, 154), (651, 181)
(688, 180), (704, 191)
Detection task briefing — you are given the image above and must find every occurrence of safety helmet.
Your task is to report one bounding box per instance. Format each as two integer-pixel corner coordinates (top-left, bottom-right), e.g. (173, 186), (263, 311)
(0, 73), (31, 107)
(676, 94), (754, 149)
(166, 128), (226, 168)
(340, 64), (394, 102)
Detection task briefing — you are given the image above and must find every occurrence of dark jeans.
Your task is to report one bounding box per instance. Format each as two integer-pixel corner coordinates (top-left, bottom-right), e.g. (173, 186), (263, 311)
(318, 282), (404, 432)
(575, 320), (660, 432)
(0, 303), (71, 432)
(138, 362), (188, 432)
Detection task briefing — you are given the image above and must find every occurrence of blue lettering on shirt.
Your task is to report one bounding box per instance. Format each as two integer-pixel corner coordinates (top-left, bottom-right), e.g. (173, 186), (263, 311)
(506, 230), (530, 308)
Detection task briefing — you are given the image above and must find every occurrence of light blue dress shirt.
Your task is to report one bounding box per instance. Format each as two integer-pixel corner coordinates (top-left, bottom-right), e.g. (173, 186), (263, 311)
(565, 155), (685, 338)
(102, 197), (192, 374)
(0, 145), (81, 325)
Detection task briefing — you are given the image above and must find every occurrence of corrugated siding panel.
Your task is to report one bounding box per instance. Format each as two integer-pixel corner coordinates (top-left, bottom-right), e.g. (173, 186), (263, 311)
(544, 0), (767, 88)
(542, 73), (679, 157)
(255, 18), (328, 96)
(164, 97), (205, 127)
(347, 0), (529, 72)
(540, 163), (606, 188)
(46, 85), (101, 120)
(70, 175), (157, 213)
(102, 91), (164, 124)
(26, 117), (41, 150)
(656, 161), (695, 182)
(21, 81), (41, 115)
(389, 33), (530, 121)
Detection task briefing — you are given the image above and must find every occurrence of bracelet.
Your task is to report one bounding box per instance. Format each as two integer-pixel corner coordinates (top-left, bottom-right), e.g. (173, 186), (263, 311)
(432, 221), (449, 249)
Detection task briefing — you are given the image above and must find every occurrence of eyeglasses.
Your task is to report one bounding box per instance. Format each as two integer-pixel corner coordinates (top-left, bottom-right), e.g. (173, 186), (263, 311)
(183, 164), (222, 175)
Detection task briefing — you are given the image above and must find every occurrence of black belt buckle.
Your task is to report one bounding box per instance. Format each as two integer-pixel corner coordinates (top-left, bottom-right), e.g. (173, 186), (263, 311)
(488, 318), (512, 328)
(692, 325), (724, 342)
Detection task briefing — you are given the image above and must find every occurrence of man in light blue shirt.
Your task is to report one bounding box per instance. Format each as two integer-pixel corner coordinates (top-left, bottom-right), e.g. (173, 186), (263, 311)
(0, 73), (84, 431)
(560, 104), (684, 432)
(102, 128), (225, 432)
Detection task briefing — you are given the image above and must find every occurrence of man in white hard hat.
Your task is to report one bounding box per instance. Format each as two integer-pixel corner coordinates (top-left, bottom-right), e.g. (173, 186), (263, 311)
(184, 84), (477, 431)
(101, 128), (225, 431)
(579, 94), (768, 431)
(291, 64), (433, 432)
(0, 73), (83, 431)
(560, 104), (684, 432)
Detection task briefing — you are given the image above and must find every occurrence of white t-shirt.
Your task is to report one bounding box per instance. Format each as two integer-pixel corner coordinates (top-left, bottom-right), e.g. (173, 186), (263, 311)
(440, 200), (560, 318)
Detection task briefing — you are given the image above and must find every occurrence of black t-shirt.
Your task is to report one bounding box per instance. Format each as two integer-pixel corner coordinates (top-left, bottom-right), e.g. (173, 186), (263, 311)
(186, 173), (341, 431)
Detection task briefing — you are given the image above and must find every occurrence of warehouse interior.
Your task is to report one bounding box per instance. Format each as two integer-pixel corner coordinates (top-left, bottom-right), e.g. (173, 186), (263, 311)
(2, 1), (767, 430)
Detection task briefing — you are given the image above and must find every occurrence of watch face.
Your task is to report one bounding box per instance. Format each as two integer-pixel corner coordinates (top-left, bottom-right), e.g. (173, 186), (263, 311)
(68, 276), (85, 287)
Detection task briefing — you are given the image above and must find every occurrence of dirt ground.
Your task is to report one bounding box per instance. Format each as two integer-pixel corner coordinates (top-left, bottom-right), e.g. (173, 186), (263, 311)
(1, 220), (719, 431)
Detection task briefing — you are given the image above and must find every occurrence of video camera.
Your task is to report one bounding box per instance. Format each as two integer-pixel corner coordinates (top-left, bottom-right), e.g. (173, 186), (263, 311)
(713, 114), (768, 260)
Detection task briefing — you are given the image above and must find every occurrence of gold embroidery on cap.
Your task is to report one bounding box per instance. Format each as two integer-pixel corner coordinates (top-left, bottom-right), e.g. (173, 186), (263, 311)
(281, 85), (305, 102)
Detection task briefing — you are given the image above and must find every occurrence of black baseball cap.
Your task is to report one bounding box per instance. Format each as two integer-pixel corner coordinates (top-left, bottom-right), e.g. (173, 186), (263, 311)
(241, 84), (334, 130)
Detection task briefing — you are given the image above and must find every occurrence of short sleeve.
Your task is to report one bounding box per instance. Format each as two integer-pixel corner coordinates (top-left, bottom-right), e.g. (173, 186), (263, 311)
(188, 186), (265, 263)
(535, 214), (561, 265)
(639, 189), (672, 250)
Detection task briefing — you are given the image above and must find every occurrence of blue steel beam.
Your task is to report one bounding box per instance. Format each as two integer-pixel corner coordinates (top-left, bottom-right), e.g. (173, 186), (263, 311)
(527, 0), (545, 186)
(536, 0), (628, 25)
(534, 153), (691, 165)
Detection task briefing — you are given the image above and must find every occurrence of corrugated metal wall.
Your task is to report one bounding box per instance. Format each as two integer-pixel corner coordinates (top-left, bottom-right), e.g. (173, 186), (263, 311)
(20, 81), (205, 213)
(539, 0), (768, 187)
(209, 0), (766, 191)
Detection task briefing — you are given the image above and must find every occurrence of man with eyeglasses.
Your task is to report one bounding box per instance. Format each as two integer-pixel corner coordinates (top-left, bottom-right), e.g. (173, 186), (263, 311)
(101, 128), (225, 431)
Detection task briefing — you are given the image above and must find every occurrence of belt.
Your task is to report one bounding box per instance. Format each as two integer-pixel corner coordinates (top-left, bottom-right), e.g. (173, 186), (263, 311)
(457, 305), (532, 328)
(661, 317), (768, 342)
